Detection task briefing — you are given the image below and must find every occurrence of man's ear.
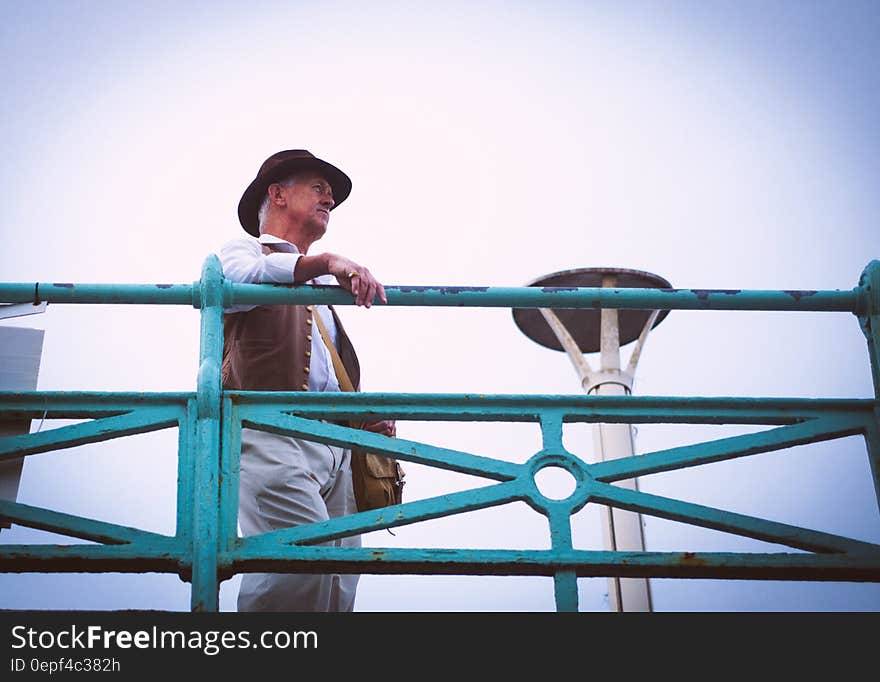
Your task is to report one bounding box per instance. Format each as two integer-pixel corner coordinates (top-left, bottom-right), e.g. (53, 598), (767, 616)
(267, 182), (286, 207)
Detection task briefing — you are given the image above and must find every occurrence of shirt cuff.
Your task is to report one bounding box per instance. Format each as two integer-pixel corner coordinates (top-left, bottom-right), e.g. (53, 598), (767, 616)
(263, 252), (303, 283)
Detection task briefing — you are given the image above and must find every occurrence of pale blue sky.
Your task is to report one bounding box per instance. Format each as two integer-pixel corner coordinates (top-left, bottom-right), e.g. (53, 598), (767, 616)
(1, 0), (879, 611)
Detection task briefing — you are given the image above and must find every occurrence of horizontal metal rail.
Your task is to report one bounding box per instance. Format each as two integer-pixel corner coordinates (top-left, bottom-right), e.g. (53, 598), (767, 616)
(2, 391), (874, 422)
(0, 281), (866, 312)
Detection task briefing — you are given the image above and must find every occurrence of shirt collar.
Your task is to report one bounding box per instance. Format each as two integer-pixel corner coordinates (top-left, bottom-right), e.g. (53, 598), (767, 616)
(257, 233), (300, 253)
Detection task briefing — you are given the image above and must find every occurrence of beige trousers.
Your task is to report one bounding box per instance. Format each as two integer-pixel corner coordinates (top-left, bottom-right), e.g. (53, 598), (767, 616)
(237, 428), (361, 612)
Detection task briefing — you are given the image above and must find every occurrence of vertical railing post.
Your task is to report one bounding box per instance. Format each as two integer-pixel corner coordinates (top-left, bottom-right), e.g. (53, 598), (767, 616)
(857, 260), (880, 512)
(219, 395), (240, 585)
(540, 412), (580, 611)
(858, 260), (880, 397)
(190, 255), (224, 611)
(549, 506), (578, 613)
(175, 398), (197, 581)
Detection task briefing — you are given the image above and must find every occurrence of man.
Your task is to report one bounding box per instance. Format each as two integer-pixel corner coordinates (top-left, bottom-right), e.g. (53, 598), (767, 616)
(219, 149), (395, 611)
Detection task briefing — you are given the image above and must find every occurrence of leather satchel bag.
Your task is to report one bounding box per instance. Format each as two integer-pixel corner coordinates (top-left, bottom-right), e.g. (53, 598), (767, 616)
(313, 310), (405, 512)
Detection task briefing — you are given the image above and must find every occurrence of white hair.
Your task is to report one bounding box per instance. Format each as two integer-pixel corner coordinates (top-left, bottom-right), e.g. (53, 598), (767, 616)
(257, 174), (300, 229)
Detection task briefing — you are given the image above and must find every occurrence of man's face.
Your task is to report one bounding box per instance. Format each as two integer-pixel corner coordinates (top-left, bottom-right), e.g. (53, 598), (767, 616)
(277, 171), (335, 236)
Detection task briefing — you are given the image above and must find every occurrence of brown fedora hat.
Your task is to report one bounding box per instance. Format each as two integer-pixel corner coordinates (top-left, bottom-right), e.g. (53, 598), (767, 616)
(237, 149), (352, 236)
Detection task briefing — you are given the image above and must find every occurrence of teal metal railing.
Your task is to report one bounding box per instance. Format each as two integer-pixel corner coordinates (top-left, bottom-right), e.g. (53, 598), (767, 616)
(1, 257), (879, 611)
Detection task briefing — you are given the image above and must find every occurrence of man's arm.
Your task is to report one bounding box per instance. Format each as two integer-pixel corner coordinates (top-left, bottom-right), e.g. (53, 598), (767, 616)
(295, 253), (387, 308)
(219, 238), (386, 308)
(219, 237), (304, 312)
(220, 237), (301, 284)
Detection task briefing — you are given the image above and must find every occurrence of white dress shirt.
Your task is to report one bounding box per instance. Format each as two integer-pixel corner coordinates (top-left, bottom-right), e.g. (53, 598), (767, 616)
(219, 233), (341, 393)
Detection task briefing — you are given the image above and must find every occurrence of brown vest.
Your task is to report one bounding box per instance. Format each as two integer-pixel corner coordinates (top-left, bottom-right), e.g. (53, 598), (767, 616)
(221, 244), (361, 392)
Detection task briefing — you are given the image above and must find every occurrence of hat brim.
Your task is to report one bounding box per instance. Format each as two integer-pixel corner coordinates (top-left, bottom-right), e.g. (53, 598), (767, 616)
(237, 157), (352, 237)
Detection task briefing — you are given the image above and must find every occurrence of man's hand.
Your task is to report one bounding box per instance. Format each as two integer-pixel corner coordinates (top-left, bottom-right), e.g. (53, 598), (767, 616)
(362, 419), (396, 437)
(329, 254), (386, 308)
(295, 253), (387, 307)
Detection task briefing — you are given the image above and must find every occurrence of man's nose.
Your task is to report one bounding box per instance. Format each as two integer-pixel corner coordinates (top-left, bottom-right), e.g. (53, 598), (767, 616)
(320, 193), (335, 209)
